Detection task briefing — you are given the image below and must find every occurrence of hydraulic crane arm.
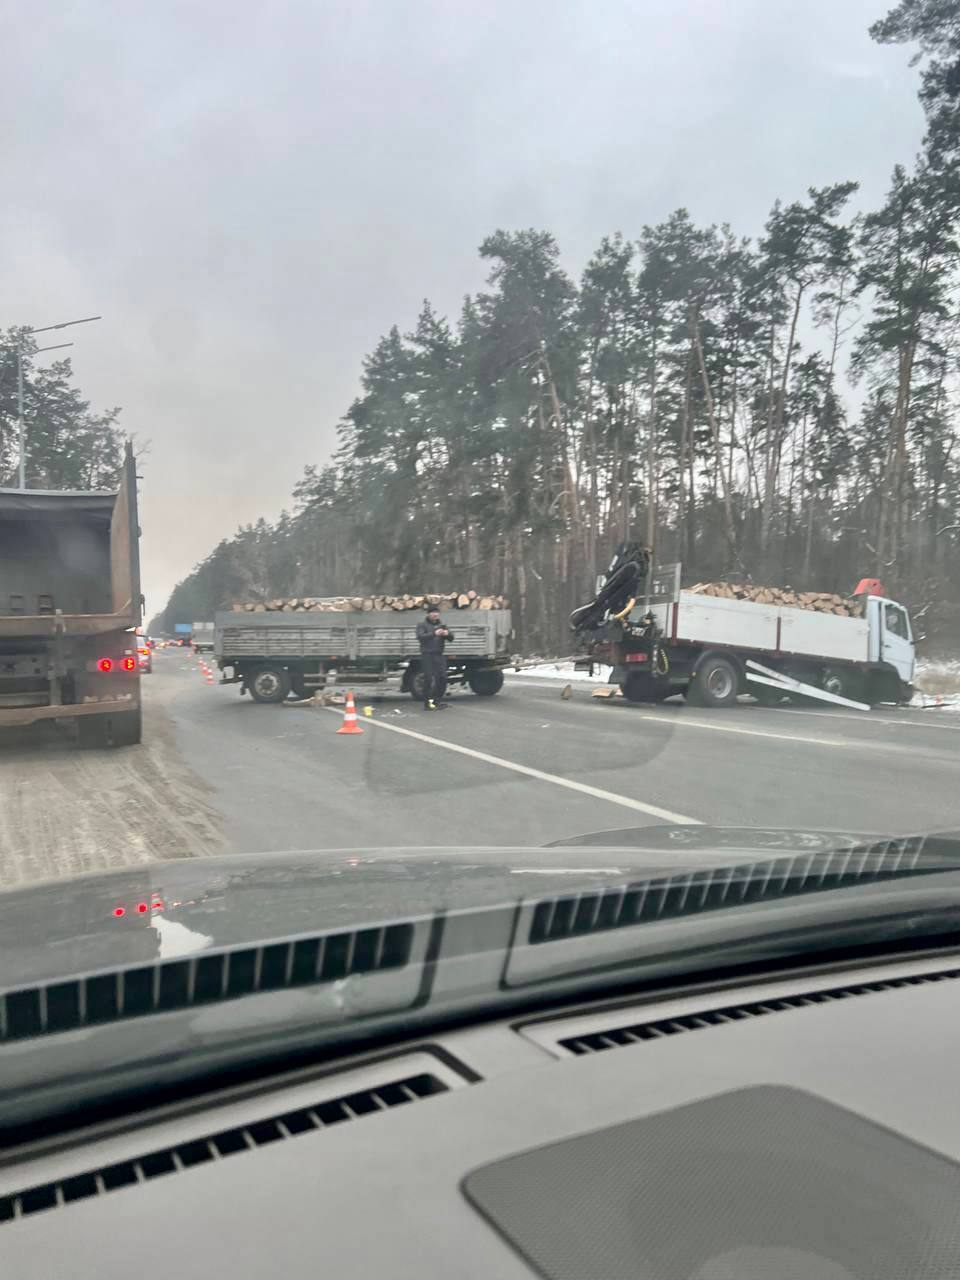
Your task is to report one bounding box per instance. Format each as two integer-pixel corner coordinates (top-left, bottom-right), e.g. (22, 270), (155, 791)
(569, 541), (651, 634)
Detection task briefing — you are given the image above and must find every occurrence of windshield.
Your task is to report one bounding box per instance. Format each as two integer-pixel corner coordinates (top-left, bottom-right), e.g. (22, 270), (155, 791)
(4, 0), (960, 1109)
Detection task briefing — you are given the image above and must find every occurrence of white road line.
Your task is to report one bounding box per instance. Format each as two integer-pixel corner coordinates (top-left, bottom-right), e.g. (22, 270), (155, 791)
(624, 710), (882, 751)
(326, 710), (701, 826)
(753, 704), (960, 732)
(507, 678), (960, 733)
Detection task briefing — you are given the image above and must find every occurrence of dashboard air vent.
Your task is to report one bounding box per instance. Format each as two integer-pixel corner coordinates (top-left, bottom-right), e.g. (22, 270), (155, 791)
(559, 966), (960, 1055)
(0, 922), (414, 1043)
(0, 1072), (447, 1226)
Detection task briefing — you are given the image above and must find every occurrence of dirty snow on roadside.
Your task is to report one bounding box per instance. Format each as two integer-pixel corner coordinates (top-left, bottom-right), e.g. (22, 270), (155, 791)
(508, 660), (612, 683)
(913, 659), (960, 711)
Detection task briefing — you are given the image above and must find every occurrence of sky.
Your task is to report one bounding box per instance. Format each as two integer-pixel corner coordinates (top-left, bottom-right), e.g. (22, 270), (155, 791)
(0, 0), (925, 613)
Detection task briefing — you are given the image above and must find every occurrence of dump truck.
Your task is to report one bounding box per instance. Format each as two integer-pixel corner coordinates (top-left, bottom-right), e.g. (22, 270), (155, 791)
(573, 544), (916, 709)
(214, 605), (513, 702)
(0, 444), (143, 746)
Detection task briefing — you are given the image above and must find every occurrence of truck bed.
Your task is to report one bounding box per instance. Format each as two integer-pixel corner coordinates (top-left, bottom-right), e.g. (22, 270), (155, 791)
(651, 591), (869, 664)
(215, 609), (513, 661)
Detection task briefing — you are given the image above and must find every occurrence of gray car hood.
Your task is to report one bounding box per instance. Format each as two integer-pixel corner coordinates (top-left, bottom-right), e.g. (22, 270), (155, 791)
(0, 826), (929, 990)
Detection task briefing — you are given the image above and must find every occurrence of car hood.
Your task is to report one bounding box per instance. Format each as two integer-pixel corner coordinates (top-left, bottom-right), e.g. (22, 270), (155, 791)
(1, 826), (953, 990)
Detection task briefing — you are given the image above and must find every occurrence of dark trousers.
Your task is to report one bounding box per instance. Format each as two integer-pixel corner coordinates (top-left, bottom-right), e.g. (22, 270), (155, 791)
(422, 654), (448, 704)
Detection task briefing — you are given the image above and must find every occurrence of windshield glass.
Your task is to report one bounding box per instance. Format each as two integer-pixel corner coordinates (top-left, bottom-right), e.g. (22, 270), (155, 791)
(3, 0), (960, 1100)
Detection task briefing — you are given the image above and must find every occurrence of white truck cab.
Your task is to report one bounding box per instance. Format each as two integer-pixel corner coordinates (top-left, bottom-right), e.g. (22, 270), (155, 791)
(866, 595), (915, 686)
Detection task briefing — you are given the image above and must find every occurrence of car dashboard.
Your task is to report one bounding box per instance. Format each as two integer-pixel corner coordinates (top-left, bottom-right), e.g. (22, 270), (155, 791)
(3, 946), (960, 1278)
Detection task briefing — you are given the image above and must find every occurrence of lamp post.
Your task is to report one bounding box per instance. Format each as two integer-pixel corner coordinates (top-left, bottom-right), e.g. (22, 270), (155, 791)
(15, 315), (101, 488)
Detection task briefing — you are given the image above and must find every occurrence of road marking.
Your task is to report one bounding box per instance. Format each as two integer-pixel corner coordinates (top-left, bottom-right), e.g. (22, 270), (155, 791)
(623, 710), (882, 751)
(327, 710), (701, 825)
(508, 678), (960, 736)
(754, 704), (960, 733)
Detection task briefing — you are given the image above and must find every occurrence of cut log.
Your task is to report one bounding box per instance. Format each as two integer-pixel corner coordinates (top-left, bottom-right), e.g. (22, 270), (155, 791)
(457, 593), (470, 609)
(467, 589), (478, 601)
(254, 603), (266, 612)
(478, 596), (494, 610)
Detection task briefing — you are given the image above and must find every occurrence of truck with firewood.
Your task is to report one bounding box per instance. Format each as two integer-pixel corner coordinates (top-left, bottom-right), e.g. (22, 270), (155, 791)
(0, 444), (143, 746)
(572, 543), (916, 710)
(214, 592), (513, 702)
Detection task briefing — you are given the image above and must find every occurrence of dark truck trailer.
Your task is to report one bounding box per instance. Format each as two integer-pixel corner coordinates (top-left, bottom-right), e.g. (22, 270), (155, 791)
(214, 607), (513, 703)
(0, 444), (143, 747)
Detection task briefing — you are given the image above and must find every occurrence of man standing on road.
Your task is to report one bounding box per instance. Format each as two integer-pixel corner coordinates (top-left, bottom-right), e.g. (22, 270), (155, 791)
(416, 604), (454, 710)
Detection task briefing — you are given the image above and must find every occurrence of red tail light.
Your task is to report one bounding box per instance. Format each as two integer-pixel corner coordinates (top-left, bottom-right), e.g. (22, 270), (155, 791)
(122, 656), (136, 671)
(97, 657), (113, 673)
(625, 652), (648, 663)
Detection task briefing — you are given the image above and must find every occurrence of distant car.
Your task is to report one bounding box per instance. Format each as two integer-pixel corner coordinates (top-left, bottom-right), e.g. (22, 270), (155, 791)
(137, 644), (153, 674)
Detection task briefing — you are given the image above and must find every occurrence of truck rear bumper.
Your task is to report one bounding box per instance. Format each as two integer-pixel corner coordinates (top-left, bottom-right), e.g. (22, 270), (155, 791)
(0, 697), (138, 728)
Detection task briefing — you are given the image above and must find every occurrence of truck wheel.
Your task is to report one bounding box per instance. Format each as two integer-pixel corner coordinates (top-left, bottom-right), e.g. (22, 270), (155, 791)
(821, 667), (862, 703)
(752, 683), (784, 707)
(407, 667), (427, 700)
(468, 668), (504, 696)
(289, 675), (307, 700)
(692, 655), (739, 708)
(249, 667), (290, 704)
(622, 673), (670, 703)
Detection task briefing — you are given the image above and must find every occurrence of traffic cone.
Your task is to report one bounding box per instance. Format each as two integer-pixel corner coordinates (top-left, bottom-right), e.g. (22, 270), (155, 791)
(337, 690), (364, 735)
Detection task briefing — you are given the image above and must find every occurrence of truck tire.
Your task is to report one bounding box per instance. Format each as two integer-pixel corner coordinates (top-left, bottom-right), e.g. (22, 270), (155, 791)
(691, 655), (739, 708)
(406, 667), (427, 700)
(622, 672), (671, 703)
(820, 667), (862, 703)
(468, 668), (504, 696)
(248, 666), (290, 704)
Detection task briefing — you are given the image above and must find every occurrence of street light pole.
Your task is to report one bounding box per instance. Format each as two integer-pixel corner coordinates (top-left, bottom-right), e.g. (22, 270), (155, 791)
(13, 315), (100, 489)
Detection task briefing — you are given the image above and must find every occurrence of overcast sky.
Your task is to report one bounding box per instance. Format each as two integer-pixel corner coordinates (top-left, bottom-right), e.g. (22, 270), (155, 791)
(1, 0), (924, 611)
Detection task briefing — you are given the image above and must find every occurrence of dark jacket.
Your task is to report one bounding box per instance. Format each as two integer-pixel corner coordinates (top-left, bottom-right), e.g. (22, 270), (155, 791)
(416, 620), (454, 655)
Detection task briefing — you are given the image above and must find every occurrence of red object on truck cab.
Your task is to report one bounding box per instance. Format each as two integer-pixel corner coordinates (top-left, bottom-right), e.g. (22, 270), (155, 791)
(853, 577), (884, 598)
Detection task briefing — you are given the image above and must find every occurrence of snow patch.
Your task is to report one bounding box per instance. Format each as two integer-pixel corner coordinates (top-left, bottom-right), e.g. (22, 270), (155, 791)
(509, 660), (613, 684)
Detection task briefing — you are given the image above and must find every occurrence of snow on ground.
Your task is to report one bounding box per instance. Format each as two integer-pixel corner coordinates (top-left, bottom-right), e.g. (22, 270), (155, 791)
(912, 659), (960, 710)
(508, 660), (612, 683)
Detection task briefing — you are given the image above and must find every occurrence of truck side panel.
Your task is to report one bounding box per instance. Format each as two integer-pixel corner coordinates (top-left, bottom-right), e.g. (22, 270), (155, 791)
(651, 591), (869, 664)
(215, 609), (512, 661)
(779, 607), (868, 663)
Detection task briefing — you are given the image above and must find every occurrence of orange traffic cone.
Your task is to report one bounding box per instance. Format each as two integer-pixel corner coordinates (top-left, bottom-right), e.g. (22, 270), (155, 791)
(337, 690), (364, 735)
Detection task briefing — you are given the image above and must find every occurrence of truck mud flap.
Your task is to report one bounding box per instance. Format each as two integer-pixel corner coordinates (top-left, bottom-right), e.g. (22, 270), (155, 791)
(745, 659), (870, 711)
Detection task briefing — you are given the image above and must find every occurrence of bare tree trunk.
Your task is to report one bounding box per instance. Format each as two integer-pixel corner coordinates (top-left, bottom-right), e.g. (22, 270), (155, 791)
(692, 310), (737, 556)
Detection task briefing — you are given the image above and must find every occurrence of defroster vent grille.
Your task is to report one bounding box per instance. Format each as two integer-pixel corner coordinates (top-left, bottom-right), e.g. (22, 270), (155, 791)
(0, 1072), (448, 1226)
(0, 922), (414, 1044)
(559, 966), (960, 1055)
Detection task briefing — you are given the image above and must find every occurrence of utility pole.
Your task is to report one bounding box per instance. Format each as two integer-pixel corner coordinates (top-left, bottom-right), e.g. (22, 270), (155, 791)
(14, 314), (100, 489)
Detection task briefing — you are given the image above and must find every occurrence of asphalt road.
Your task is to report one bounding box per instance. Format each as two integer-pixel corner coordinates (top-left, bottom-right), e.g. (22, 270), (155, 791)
(4, 645), (960, 886)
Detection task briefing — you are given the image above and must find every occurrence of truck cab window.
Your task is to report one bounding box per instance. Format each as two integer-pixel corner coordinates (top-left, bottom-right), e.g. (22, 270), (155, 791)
(884, 603), (908, 640)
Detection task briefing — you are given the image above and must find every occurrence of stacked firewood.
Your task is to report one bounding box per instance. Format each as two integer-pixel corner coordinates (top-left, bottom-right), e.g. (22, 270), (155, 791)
(688, 583), (864, 618)
(233, 591), (509, 614)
